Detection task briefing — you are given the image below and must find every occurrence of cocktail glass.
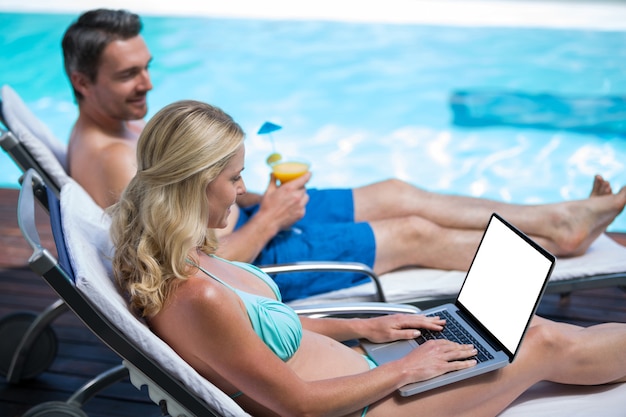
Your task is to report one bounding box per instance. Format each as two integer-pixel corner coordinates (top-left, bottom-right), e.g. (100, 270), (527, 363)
(271, 160), (310, 184)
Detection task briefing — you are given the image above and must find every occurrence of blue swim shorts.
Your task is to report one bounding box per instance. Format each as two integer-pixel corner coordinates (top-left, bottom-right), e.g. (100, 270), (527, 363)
(235, 188), (376, 301)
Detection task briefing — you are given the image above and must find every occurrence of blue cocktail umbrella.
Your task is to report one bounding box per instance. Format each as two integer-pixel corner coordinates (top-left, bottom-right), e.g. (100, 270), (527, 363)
(257, 121), (282, 135)
(258, 121), (283, 158)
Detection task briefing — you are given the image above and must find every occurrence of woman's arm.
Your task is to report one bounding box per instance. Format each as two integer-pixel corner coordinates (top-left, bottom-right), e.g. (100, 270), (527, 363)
(299, 314), (447, 343)
(165, 280), (399, 416)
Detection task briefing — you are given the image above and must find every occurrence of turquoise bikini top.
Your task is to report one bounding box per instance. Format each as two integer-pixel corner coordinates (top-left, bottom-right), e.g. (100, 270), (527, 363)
(191, 257), (302, 361)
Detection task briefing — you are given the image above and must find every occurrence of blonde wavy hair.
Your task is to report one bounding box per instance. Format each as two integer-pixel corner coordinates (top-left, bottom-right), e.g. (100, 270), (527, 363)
(109, 100), (245, 317)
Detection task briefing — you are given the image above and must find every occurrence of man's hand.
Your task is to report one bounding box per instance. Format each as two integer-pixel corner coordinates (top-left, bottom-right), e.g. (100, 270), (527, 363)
(258, 171), (312, 231)
(214, 171), (311, 263)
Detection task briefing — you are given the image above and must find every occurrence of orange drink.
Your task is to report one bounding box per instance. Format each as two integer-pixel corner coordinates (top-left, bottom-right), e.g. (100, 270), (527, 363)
(271, 161), (310, 183)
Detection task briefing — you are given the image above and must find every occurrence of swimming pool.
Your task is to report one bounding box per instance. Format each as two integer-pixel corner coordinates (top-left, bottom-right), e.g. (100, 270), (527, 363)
(1, 11), (626, 230)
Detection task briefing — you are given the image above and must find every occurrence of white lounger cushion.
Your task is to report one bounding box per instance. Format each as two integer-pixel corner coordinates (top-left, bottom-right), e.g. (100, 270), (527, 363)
(289, 233), (626, 305)
(61, 181), (625, 416)
(1, 84), (71, 188)
(501, 381), (626, 417)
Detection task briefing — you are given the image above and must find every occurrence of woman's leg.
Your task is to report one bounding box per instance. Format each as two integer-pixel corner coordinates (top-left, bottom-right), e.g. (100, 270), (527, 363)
(366, 317), (626, 417)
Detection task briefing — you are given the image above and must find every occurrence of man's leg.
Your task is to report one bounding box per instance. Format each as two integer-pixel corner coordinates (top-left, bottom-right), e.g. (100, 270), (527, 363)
(354, 178), (626, 258)
(369, 216), (487, 272)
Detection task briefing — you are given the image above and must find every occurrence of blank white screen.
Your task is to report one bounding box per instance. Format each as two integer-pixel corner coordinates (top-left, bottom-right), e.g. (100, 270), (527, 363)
(457, 216), (553, 354)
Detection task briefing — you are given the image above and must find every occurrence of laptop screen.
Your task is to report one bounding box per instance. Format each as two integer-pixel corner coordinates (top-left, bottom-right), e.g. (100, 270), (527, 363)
(457, 214), (555, 357)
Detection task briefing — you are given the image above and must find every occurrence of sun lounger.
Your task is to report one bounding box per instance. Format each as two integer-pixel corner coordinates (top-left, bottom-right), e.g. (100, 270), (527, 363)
(0, 85), (75, 383)
(17, 168), (626, 416)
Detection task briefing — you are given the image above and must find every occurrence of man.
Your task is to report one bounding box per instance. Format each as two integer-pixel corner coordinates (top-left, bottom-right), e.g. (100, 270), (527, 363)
(63, 9), (149, 208)
(63, 9), (626, 301)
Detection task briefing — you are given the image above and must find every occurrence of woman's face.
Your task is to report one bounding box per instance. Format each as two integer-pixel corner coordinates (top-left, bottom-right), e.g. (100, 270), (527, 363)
(206, 144), (246, 229)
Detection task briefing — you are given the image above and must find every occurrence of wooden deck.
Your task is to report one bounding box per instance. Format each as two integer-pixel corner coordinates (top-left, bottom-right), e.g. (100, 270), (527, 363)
(0, 187), (165, 417)
(0, 187), (625, 416)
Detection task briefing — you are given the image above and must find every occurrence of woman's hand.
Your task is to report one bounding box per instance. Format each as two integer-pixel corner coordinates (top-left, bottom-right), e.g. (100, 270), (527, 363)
(360, 314), (478, 384)
(399, 339), (478, 384)
(361, 313), (447, 343)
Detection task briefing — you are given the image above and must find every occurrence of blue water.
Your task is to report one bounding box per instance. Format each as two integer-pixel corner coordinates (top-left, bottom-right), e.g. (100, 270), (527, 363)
(2, 12), (626, 230)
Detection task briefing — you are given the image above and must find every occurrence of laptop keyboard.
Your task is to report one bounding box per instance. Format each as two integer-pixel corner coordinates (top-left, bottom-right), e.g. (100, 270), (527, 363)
(418, 310), (494, 363)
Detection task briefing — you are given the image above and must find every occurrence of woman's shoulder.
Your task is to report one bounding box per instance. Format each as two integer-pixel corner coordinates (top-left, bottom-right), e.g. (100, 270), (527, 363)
(167, 276), (229, 313)
(148, 276), (247, 369)
(153, 275), (245, 335)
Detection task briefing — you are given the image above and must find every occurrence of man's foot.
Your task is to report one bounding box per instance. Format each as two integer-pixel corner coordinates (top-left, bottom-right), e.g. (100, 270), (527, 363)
(590, 174), (612, 197)
(552, 185), (626, 257)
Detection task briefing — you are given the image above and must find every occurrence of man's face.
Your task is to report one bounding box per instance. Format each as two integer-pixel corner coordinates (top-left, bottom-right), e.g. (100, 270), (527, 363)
(80, 35), (153, 122)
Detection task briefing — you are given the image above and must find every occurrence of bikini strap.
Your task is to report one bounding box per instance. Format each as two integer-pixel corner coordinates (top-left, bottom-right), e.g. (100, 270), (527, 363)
(185, 258), (236, 291)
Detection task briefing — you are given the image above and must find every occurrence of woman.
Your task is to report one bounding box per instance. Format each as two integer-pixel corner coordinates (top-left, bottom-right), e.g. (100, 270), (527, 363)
(110, 100), (626, 417)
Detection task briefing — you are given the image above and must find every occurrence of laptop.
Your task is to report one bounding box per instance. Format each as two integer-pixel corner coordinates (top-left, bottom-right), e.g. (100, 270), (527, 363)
(362, 212), (555, 396)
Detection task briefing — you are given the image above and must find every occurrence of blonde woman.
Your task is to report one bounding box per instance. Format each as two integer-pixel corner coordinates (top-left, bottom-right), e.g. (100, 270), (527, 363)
(110, 100), (626, 417)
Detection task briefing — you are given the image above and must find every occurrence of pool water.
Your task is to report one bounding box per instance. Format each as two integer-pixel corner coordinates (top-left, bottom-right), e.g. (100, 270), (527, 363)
(1, 12), (626, 230)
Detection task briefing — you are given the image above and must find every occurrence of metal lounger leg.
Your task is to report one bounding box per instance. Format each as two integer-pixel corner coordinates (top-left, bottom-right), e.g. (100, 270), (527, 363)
(6, 298), (69, 383)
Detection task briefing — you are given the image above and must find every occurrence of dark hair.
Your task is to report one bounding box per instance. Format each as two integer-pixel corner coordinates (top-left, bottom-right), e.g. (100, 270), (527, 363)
(62, 9), (142, 100)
